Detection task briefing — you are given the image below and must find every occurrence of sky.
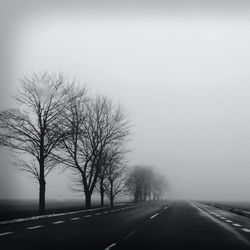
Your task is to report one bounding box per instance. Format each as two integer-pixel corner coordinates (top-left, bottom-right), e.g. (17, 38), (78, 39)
(1, 0), (250, 201)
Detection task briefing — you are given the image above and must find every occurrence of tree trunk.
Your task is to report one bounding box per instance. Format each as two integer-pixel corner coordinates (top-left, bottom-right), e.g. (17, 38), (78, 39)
(39, 177), (46, 215)
(100, 190), (104, 207)
(110, 196), (114, 206)
(39, 155), (46, 215)
(100, 180), (105, 207)
(85, 191), (92, 209)
(110, 182), (114, 206)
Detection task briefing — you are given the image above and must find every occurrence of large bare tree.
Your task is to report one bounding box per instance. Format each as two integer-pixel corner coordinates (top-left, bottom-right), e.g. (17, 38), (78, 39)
(56, 90), (130, 208)
(0, 73), (70, 214)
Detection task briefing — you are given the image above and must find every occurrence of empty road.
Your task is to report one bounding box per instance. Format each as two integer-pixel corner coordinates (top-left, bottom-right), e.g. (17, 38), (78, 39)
(1, 200), (250, 249)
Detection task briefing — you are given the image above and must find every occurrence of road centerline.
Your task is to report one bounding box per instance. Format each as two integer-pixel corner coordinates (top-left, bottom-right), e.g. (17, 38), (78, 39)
(150, 213), (159, 219)
(0, 232), (13, 237)
(52, 221), (65, 224)
(26, 225), (43, 230)
(70, 217), (80, 220)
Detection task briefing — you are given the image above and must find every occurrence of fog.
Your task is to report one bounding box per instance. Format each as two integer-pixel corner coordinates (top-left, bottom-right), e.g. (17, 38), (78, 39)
(1, 0), (250, 201)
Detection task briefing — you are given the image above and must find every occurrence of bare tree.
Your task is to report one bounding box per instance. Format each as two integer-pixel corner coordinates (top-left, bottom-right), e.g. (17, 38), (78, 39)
(99, 145), (127, 206)
(151, 174), (168, 200)
(56, 91), (130, 209)
(126, 165), (147, 202)
(0, 72), (70, 214)
(126, 165), (167, 203)
(95, 148), (110, 207)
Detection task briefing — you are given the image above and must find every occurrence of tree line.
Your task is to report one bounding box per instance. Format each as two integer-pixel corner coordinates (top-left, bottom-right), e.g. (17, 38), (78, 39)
(0, 72), (168, 215)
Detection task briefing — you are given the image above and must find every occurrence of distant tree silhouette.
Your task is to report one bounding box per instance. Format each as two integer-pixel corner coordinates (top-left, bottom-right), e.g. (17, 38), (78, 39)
(126, 165), (167, 202)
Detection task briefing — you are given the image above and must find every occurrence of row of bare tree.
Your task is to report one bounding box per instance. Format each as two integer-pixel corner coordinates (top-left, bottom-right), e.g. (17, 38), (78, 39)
(0, 72), (168, 215)
(0, 73), (130, 214)
(126, 165), (168, 202)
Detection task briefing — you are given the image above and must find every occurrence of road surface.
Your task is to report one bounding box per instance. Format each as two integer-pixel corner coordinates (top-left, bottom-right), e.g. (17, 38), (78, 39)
(1, 200), (250, 249)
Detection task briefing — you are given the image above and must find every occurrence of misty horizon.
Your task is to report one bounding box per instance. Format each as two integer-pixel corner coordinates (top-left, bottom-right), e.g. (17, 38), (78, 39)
(1, 0), (250, 202)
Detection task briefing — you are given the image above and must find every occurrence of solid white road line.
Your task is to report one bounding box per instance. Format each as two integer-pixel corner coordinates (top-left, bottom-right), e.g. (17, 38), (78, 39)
(70, 217), (80, 220)
(242, 228), (250, 233)
(150, 213), (159, 219)
(0, 232), (13, 237)
(104, 243), (116, 250)
(52, 221), (65, 224)
(0, 206), (106, 225)
(191, 203), (250, 247)
(84, 215), (92, 218)
(233, 223), (241, 227)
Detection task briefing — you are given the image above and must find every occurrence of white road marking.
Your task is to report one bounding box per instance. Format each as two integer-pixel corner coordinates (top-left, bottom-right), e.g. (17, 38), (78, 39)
(242, 228), (250, 233)
(124, 230), (136, 240)
(191, 203), (250, 247)
(104, 243), (116, 250)
(103, 211), (109, 214)
(150, 213), (159, 219)
(220, 217), (226, 220)
(233, 223), (241, 227)
(84, 215), (92, 218)
(52, 221), (65, 224)
(26, 225), (43, 230)
(95, 213), (101, 215)
(0, 232), (13, 237)
(225, 220), (232, 223)
(70, 217), (80, 220)
(0, 206), (106, 225)
(164, 206), (168, 209)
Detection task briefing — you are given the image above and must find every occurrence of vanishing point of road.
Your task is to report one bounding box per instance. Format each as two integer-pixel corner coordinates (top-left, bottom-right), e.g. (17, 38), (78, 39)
(1, 200), (250, 249)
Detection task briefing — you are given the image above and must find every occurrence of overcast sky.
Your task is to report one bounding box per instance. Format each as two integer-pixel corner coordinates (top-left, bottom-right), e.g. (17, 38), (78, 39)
(1, 0), (250, 201)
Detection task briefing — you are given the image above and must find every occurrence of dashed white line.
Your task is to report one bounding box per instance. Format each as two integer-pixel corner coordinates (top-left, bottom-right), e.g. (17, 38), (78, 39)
(52, 221), (65, 224)
(220, 217), (226, 220)
(242, 228), (250, 233)
(95, 213), (101, 216)
(0, 232), (13, 237)
(104, 242), (116, 250)
(150, 213), (159, 219)
(26, 225), (43, 230)
(84, 215), (92, 218)
(103, 211), (109, 214)
(70, 217), (80, 221)
(124, 230), (136, 240)
(225, 220), (232, 223)
(233, 223), (242, 227)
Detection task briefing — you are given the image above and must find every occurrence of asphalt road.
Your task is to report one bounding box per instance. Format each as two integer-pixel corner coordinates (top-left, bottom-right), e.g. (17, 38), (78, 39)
(1, 200), (250, 249)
